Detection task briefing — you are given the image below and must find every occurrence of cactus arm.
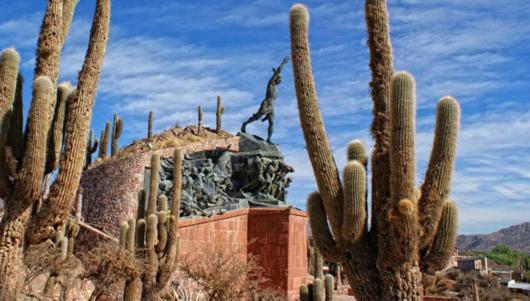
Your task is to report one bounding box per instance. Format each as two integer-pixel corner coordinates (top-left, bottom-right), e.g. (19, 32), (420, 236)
(418, 97), (460, 247)
(119, 221), (129, 249)
(197, 105), (203, 134)
(312, 278), (324, 301)
(157, 149), (182, 286)
(91, 138), (99, 153)
(144, 214), (159, 298)
(290, 4), (343, 239)
(85, 129), (96, 168)
(35, 0), (62, 83)
(314, 249), (324, 279)
(156, 207), (168, 253)
(389, 72), (416, 205)
(324, 274), (334, 301)
(216, 96), (223, 133)
(127, 217), (136, 252)
(27, 0), (111, 244)
(147, 111), (153, 138)
(342, 161), (367, 245)
(307, 192), (339, 261)
(365, 0), (393, 241)
(346, 140), (367, 168)
(146, 154), (160, 216)
(9, 77), (53, 207)
(0, 49), (20, 198)
(61, 0), (79, 43)
(111, 113), (122, 156)
(170, 149), (182, 228)
(46, 82), (73, 174)
(421, 200), (458, 274)
(6, 74), (25, 169)
(99, 121), (110, 159)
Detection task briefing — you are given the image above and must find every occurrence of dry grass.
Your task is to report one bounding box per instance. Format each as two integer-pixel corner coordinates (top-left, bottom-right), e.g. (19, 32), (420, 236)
(178, 244), (284, 301)
(24, 241), (83, 300)
(78, 242), (141, 300)
(424, 268), (530, 300)
(88, 125), (234, 169)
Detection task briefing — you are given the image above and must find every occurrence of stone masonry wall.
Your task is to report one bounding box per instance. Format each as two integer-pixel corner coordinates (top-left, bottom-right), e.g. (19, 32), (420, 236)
(80, 136), (239, 236)
(248, 209), (308, 300)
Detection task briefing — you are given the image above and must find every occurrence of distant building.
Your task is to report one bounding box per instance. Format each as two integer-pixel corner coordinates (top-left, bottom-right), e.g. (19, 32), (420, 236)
(457, 257), (488, 273)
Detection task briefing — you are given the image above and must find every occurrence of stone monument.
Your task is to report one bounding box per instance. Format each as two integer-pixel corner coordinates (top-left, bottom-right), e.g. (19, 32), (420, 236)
(148, 132), (293, 218)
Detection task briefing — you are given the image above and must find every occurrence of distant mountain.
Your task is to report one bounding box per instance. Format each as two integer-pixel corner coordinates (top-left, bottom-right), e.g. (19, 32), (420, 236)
(457, 222), (530, 253)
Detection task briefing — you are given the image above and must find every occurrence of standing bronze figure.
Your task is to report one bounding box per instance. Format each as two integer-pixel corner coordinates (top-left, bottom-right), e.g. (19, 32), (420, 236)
(241, 57), (289, 143)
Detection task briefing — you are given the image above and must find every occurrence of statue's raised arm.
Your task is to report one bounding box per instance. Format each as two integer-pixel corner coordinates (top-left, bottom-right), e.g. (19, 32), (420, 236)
(273, 57), (289, 76)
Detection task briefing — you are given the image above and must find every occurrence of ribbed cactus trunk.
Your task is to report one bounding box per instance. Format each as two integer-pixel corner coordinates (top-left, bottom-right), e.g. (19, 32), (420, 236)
(0, 0), (109, 298)
(216, 95), (223, 133)
(99, 120), (110, 159)
(197, 105), (203, 135)
(111, 113), (123, 157)
(147, 111), (153, 139)
(290, 2), (460, 301)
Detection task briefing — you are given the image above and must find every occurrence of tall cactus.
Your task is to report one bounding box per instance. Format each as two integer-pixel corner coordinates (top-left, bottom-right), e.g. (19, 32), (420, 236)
(197, 105), (203, 135)
(99, 120), (110, 159)
(85, 129), (99, 169)
(147, 111), (153, 139)
(120, 150), (182, 301)
(111, 113), (123, 157)
(0, 0), (109, 298)
(216, 95), (224, 133)
(290, 3), (460, 300)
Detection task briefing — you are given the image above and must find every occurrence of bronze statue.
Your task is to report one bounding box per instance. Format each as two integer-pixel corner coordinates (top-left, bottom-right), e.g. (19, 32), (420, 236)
(241, 57), (289, 143)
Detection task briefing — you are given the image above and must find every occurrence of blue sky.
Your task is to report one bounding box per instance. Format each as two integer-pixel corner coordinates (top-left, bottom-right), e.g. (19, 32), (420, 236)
(1, 0), (529, 234)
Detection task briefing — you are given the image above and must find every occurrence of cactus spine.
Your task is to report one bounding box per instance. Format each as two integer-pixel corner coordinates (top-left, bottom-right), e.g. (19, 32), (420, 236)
(216, 95), (224, 133)
(120, 150), (182, 301)
(85, 129), (98, 169)
(99, 120), (110, 159)
(290, 3), (460, 300)
(111, 113), (123, 157)
(0, 0), (109, 298)
(148, 111), (153, 139)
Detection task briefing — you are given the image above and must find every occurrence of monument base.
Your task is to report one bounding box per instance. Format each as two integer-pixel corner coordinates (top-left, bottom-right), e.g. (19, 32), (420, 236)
(178, 208), (307, 300)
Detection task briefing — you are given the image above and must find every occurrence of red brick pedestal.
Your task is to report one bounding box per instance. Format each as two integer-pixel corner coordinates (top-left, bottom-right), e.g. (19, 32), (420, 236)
(178, 208), (307, 300)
